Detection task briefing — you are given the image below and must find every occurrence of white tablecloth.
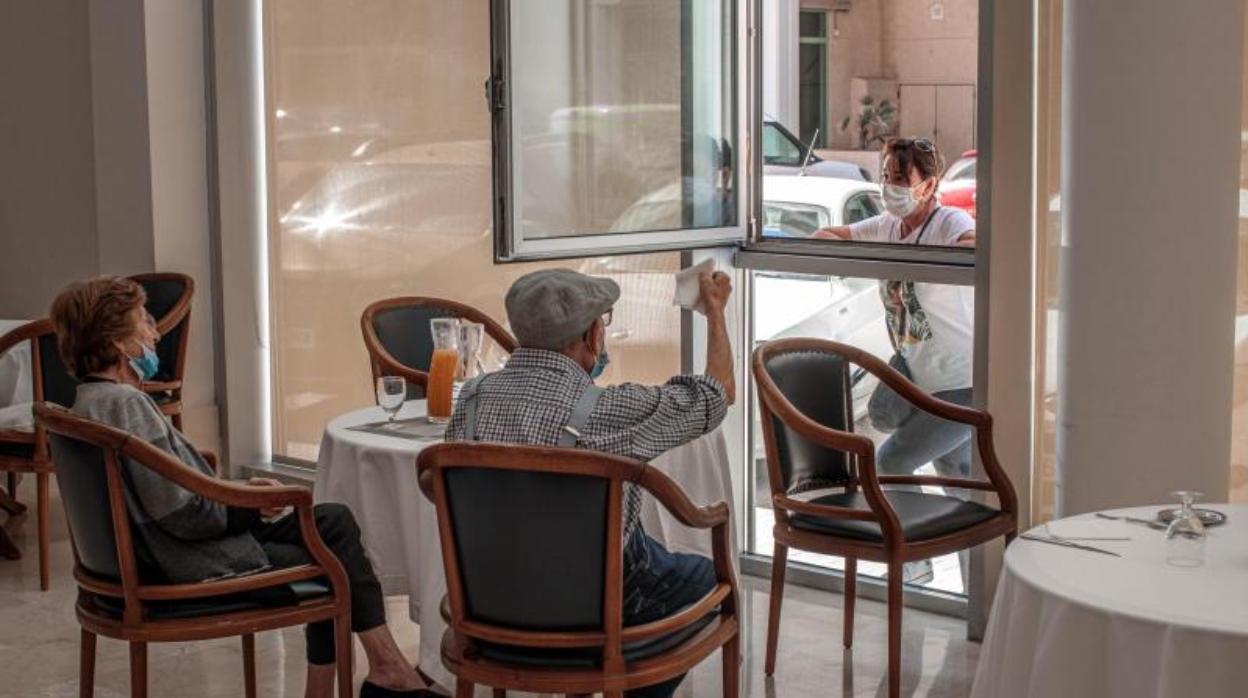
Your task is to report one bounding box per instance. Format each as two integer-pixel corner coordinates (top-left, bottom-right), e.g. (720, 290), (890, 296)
(971, 504), (1248, 698)
(314, 400), (738, 691)
(0, 319), (34, 429)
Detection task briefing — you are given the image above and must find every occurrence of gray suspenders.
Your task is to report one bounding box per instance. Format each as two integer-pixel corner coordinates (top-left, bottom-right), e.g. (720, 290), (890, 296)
(459, 374), (604, 447)
(556, 383), (605, 447)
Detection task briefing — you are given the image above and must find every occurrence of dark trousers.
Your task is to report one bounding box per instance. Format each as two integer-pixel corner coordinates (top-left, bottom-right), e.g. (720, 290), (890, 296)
(253, 503), (387, 665)
(622, 531), (718, 698)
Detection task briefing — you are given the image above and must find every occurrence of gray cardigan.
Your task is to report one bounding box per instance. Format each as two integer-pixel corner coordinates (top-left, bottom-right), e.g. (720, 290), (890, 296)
(72, 381), (269, 583)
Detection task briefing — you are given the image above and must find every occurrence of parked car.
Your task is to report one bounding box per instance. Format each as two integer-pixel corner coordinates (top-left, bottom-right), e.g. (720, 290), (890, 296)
(764, 117), (872, 181)
(762, 175), (883, 238)
(938, 150), (977, 218)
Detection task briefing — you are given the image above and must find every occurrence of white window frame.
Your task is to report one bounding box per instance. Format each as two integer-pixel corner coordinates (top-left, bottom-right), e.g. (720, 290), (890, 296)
(489, 0), (756, 261)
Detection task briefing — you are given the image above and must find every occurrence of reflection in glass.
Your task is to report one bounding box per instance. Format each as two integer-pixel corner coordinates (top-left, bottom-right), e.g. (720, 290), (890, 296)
(508, 0), (735, 239)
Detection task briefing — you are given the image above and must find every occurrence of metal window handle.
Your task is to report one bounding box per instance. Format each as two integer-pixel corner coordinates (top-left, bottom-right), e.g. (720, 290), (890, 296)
(484, 77), (506, 112)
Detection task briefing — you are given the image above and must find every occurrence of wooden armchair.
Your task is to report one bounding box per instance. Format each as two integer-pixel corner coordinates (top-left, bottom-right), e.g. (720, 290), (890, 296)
(35, 403), (354, 698)
(361, 297), (517, 400)
(416, 442), (740, 698)
(129, 273), (194, 430)
(752, 338), (1017, 698)
(0, 318), (78, 588)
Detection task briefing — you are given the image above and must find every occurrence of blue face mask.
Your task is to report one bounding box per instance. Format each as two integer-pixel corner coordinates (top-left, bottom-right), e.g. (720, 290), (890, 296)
(129, 345), (160, 382)
(589, 350), (610, 380)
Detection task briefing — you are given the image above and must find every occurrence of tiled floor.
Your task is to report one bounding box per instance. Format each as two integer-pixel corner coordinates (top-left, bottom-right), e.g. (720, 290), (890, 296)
(0, 477), (979, 697)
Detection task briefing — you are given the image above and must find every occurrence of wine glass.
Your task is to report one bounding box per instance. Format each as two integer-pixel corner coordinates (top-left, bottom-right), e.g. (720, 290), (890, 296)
(1164, 490), (1206, 568)
(376, 376), (406, 428)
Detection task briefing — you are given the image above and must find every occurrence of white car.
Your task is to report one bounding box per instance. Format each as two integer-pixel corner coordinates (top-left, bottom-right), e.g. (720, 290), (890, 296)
(762, 175), (883, 238)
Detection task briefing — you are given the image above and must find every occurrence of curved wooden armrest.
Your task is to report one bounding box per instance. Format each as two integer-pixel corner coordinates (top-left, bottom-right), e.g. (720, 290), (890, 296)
(839, 344), (988, 427)
(137, 564), (324, 601)
(875, 475), (999, 492)
(0, 428), (35, 444)
(121, 434), (310, 509)
(621, 583), (731, 642)
(140, 380), (181, 393)
(635, 465), (729, 529)
(772, 494), (878, 521)
(755, 389), (875, 459)
(0, 319), (48, 357)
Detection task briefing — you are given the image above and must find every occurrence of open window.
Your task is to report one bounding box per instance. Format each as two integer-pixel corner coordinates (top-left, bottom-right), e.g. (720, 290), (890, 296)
(491, 0), (755, 261)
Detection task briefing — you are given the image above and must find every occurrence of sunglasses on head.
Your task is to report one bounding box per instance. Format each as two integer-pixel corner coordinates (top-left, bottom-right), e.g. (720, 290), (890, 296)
(889, 137), (935, 153)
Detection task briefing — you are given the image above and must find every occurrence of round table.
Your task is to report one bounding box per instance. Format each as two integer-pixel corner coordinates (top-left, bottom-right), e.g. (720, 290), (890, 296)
(314, 400), (738, 693)
(971, 504), (1248, 698)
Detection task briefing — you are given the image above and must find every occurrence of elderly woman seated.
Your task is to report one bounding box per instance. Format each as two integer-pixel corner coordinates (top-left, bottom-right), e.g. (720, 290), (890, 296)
(49, 276), (434, 698)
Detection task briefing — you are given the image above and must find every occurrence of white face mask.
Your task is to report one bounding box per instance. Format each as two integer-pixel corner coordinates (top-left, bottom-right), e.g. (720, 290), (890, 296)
(881, 183), (920, 218)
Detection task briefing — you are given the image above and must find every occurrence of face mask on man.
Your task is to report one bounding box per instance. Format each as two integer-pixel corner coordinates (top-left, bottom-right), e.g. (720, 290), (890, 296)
(882, 183), (921, 218)
(589, 349), (610, 380)
(129, 344), (160, 382)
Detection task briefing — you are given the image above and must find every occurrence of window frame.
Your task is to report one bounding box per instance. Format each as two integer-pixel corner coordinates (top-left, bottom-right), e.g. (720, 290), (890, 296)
(489, 0), (752, 262)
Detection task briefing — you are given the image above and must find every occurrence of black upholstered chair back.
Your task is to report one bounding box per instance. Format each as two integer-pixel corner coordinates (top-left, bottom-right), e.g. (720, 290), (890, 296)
(372, 305), (458, 399)
(443, 467), (608, 631)
(37, 330), (80, 407)
(47, 431), (121, 580)
(362, 297), (519, 401)
(132, 274), (193, 384)
(760, 347), (855, 493)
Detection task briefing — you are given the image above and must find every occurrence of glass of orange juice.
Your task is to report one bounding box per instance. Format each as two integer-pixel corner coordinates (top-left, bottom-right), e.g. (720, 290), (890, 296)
(426, 318), (460, 423)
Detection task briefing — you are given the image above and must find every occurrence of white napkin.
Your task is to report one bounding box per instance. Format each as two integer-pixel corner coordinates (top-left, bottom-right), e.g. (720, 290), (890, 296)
(1044, 518), (1129, 539)
(672, 258), (717, 314)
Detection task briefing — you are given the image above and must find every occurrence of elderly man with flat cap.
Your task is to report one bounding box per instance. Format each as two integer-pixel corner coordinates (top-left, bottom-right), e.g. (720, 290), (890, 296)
(446, 267), (734, 698)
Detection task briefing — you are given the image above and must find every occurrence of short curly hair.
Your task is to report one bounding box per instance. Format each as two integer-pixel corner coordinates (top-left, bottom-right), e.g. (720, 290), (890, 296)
(49, 276), (147, 380)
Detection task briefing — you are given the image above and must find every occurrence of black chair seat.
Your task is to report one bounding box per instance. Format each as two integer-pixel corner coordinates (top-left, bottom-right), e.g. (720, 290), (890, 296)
(88, 579), (331, 621)
(0, 440), (36, 459)
(476, 612), (718, 669)
(789, 491), (999, 542)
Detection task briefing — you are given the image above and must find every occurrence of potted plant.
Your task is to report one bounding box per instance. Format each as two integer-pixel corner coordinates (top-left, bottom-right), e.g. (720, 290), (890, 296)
(840, 95), (897, 150)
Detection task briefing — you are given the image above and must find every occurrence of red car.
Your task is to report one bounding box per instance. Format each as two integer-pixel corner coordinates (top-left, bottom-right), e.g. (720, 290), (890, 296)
(938, 150), (977, 218)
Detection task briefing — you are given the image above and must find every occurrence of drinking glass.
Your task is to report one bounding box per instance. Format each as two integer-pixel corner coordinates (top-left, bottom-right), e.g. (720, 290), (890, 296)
(458, 322), (485, 381)
(376, 376), (406, 428)
(427, 318), (460, 424)
(1165, 490), (1207, 567)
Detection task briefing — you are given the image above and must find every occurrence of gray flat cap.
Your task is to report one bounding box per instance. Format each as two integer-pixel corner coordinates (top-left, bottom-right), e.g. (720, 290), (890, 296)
(506, 269), (620, 350)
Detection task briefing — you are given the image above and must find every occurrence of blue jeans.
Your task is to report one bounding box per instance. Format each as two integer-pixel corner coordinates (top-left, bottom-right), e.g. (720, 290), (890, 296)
(876, 387), (973, 487)
(621, 531), (718, 698)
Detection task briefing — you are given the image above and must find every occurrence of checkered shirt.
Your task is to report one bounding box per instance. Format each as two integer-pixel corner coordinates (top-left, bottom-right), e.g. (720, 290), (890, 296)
(445, 348), (729, 541)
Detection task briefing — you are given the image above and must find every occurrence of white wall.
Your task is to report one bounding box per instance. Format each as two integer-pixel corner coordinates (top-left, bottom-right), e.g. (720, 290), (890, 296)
(0, 0), (220, 450)
(0, 1), (100, 318)
(145, 0), (220, 448)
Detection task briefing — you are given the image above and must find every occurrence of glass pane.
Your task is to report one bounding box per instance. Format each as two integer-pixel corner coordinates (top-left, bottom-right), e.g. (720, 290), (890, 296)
(508, 0), (735, 241)
(267, 1), (682, 462)
(750, 270), (976, 595)
(799, 10), (826, 39)
(762, 1), (978, 250)
(763, 121), (805, 166)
